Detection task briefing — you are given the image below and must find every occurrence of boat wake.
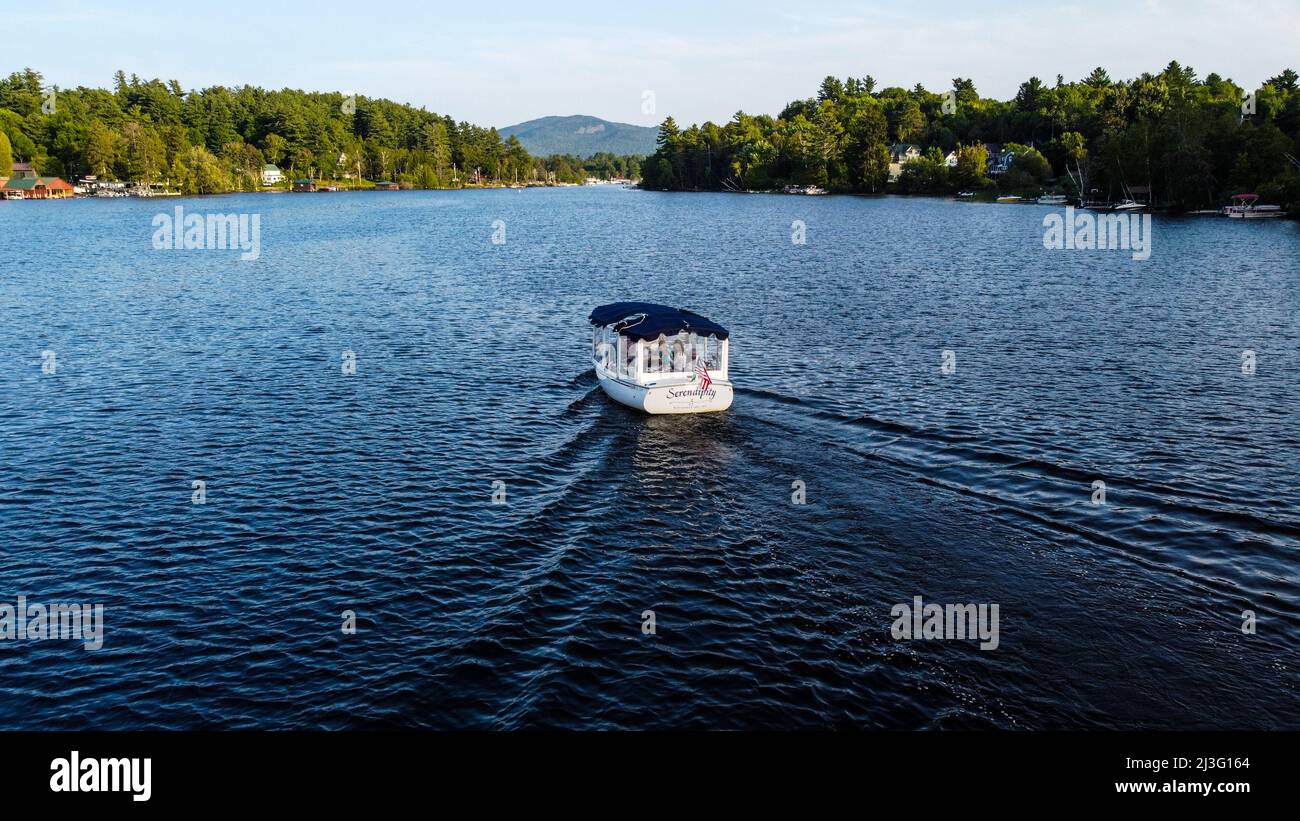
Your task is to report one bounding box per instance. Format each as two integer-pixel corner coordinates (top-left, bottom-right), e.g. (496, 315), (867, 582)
(733, 385), (1300, 635)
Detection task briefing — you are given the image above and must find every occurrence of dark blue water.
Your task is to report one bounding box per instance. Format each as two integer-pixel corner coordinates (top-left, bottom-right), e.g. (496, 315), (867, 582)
(1, 189), (1297, 729)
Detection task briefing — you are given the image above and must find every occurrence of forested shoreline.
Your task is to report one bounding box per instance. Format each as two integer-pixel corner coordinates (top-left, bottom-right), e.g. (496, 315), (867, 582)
(641, 63), (1300, 211)
(0, 69), (641, 193)
(5, 63), (1299, 210)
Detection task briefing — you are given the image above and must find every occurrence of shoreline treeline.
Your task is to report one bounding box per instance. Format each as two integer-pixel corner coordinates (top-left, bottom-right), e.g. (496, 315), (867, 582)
(0, 69), (642, 192)
(640, 63), (1300, 210)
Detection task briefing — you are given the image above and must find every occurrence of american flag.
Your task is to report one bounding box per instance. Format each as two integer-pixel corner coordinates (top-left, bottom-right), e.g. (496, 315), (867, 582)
(694, 360), (712, 391)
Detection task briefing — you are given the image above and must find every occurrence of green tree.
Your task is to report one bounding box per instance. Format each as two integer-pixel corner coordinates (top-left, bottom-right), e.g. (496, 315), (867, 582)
(172, 144), (229, 194)
(422, 121), (451, 177)
(897, 150), (949, 193)
(818, 76), (845, 102)
(85, 119), (119, 178)
(894, 100), (924, 142)
(998, 142), (1052, 193)
(656, 117), (679, 149)
(262, 133), (287, 166)
(954, 143), (990, 189)
(121, 122), (165, 183)
(844, 103), (890, 191)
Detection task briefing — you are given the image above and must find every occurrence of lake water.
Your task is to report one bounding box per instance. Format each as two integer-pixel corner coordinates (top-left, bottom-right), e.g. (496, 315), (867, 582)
(1, 188), (1297, 729)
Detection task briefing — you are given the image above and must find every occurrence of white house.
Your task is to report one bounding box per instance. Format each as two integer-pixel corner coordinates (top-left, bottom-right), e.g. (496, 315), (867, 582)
(888, 143), (922, 182)
(338, 151), (357, 180)
(890, 143), (922, 163)
(261, 164), (283, 186)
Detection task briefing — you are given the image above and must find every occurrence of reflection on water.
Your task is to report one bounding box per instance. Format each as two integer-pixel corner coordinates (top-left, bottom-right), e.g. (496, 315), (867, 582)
(0, 189), (1297, 729)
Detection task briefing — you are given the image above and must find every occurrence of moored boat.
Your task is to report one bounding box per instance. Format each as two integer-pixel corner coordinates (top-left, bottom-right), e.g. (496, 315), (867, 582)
(1036, 193), (1068, 205)
(588, 302), (733, 414)
(1224, 193), (1285, 218)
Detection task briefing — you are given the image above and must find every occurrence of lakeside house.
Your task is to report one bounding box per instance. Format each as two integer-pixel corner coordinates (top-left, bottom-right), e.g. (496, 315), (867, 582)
(291, 178), (316, 192)
(373, 181), (399, 190)
(337, 152), (360, 180)
(261, 164), (283, 186)
(890, 144), (921, 162)
(888, 144), (922, 181)
(919, 145), (1020, 176)
(983, 143), (1016, 176)
(1, 162), (74, 199)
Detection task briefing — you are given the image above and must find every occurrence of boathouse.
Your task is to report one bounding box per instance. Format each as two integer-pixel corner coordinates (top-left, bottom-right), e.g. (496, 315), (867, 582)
(2, 166), (74, 199)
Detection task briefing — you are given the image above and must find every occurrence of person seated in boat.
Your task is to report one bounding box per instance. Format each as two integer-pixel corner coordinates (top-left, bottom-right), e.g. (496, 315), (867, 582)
(669, 335), (688, 372)
(644, 337), (669, 374)
(703, 339), (720, 370)
(693, 337), (712, 369)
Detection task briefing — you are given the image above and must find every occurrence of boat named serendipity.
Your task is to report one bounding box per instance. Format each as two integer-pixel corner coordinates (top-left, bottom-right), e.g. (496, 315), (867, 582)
(588, 302), (733, 414)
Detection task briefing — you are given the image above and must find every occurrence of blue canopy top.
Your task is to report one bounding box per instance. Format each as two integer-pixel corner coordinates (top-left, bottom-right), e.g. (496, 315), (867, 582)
(589, 302), (729, 341)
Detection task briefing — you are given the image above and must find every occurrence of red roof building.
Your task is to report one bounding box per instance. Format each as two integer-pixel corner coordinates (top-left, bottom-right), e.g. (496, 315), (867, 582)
(3, 175), (74, 199)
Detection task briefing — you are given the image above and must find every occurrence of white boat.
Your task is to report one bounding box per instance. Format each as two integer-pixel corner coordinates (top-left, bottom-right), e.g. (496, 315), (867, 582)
(1112, 199), (1147, 211)
(1037, 194), (1068, 205)
(781, 185), (828, 195)
(1224, 193), (1285, 219)
(589, 302), (733, 414)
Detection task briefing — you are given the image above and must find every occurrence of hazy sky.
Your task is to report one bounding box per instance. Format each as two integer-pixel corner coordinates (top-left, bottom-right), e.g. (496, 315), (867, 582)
(12, 0), (1300, 128)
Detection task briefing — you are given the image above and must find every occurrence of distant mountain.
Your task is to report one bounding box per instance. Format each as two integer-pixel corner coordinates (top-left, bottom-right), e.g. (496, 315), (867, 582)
(498, 115), (657, 157)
